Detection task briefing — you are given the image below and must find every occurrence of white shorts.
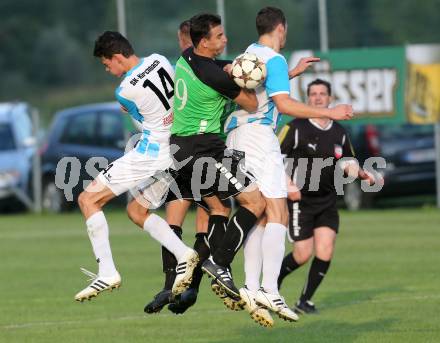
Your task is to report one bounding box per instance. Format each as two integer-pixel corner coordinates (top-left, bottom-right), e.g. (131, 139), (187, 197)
(97, 145), (173, 207)
(226, 123), (287, 199)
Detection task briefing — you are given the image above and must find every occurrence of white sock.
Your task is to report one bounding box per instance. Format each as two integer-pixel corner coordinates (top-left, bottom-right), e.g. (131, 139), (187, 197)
(243, 224), (265, 292)
(86, 211), (118, 277)
(261, 223), (286, 294)
(143, 213), (188, 260)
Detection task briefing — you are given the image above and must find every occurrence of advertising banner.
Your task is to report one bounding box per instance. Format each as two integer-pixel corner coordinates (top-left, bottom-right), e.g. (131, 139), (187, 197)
(406, 45), (440, 124)
(287, 47), (406, 126)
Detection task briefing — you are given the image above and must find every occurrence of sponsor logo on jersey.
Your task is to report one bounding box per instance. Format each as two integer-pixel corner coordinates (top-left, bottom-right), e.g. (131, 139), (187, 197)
(334, 144), (343, 159)
(163, 112), (173, 126)
(307, 143), (317, 151)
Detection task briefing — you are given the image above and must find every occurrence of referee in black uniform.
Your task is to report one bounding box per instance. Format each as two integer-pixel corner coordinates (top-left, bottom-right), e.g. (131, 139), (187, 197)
(277, 79), (377, 314)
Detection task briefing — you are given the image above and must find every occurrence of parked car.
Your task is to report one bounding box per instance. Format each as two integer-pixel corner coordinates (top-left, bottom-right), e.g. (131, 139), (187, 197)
(0, 102), (37, 210)
(342, 123), (436, 210)
(40, 102), (137, 212)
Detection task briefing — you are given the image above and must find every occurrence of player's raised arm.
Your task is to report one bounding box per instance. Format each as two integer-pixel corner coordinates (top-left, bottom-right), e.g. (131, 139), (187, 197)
(273, 93), (353, 120)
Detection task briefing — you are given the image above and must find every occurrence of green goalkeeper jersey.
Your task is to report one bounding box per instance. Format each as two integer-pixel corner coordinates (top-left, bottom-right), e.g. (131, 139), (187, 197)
(171, 48), (241, 136)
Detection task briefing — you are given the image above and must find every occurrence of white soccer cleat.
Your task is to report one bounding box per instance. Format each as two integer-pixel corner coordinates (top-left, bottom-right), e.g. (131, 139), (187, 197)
(172, 249), (199, 296)
(240, 286), (274, 328)
(255, 288), (299, 322)
(74, 268), (121, 302)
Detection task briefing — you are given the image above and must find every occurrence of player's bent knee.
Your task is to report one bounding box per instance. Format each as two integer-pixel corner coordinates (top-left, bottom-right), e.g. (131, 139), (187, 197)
(316, 246), (334, 261)
(126, 201), (147, 227)
(240, 192), (265, 217)
(127, 201), (140, 225)
(294, 250), (312, 265)
(78, 191), (92, 210)
(272, 201), (288, 224)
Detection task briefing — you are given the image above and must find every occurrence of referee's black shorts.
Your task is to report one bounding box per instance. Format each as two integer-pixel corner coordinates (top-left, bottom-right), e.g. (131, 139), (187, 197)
(169, 133), (255, 201)
(287, 195), (339, 242)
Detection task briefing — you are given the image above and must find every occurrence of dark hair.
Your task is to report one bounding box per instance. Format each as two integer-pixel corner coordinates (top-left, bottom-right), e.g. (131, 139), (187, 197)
(93, 31), (134, 59)
(307, 79), (332, 96)
(179, 20), (191, 35)
(256, 7), (286, 36)
(190, 13), (221, 47)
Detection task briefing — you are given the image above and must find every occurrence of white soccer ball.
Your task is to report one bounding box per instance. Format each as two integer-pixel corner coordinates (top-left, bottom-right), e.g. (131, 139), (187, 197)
(231, 53), (266, 89)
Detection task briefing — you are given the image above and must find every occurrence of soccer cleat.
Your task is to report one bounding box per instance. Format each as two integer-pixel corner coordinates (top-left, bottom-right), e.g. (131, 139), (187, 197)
(294, 300), (318, 314)
(201, 256), (240, 300)
(167, 288), (198, 314)
(240, 286), (274, 328)
(144, 289), (173, 314)
(255, 288), (299, 322)
(211, 280), (245, 311)
(74, 268), (121, 302)
(172, 249), (199, 296)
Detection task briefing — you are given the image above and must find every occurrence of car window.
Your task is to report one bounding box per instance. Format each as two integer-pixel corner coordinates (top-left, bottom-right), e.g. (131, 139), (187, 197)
(98, 111), (125, 149)
(378, 124), (434, 140)
(60, 112), (98, 146)
(0, 123), (16, 151)
(13, 107), (33, 143)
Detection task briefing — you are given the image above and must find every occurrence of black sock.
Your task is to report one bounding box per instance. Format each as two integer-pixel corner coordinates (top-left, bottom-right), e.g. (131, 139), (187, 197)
(207, 215), (228, 254)
(278, 253), (301, 289)
(190, 232), (210, 290)
(162, 225), (182, 290)
(300, 257), (331, 302)
(213, 206), (257, 267)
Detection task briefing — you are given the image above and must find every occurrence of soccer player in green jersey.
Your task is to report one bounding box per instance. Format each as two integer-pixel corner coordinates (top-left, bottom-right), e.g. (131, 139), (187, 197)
(145, 19), (236, 315)
(170, 13), (266, 299)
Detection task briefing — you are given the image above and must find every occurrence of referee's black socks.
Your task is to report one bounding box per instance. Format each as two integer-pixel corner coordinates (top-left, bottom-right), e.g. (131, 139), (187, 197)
(278, 253), (302, 289)
(300, 257), (331, 302)
(213, 206), (257, 267)
(162, 225), (182, 290)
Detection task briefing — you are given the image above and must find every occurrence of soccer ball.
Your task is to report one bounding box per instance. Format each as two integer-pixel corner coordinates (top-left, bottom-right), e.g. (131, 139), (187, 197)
(231, 53), (266, 89)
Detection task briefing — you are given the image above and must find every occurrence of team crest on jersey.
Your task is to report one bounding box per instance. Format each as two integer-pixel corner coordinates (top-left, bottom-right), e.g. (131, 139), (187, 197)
(334, 144), (343, 159)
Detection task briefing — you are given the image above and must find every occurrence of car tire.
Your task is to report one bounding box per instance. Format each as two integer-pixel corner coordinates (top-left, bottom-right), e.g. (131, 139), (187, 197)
(42, 180), (69, 213)
(343, 181), (373, 211)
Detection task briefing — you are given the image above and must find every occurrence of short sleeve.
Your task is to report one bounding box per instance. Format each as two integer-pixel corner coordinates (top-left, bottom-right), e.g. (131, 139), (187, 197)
(115, 86), (143, 123)
(265, 55), (290, 97)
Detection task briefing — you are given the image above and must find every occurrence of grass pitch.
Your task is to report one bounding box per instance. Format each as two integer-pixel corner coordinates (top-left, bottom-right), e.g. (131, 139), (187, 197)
(0, 207), (439, 343)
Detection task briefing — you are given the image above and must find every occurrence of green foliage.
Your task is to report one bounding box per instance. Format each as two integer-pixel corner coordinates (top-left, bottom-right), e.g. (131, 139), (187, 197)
(1, 0), (439, 121)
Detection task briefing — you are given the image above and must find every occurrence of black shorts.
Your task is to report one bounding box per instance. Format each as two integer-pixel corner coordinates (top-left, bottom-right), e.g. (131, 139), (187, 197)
(287, 196), (339, 242)
(169, 133), (254, 200)
(165, 188), (232, 212)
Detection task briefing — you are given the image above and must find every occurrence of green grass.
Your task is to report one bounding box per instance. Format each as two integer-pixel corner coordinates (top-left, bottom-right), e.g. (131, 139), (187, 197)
(0, 208), (439, 343)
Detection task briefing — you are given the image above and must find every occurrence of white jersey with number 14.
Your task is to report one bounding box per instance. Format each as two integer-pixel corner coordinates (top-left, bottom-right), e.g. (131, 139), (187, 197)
(116, 54), (175, 155)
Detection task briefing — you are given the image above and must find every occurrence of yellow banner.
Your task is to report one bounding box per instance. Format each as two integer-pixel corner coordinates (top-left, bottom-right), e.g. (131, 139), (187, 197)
(407, 63), (440, 124)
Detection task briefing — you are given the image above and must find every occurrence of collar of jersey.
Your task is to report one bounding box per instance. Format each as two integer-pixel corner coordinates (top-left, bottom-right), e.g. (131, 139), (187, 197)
(308, 118), (333, 131)
(124, 58), (144, 77)
(252, 42), (272, 50)
(190, 49), (216, 61)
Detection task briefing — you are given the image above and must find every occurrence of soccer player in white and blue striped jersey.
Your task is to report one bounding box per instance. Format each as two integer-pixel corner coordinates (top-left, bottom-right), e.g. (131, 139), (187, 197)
(74, 31), (198, 303)
(224, 7), (354, 326)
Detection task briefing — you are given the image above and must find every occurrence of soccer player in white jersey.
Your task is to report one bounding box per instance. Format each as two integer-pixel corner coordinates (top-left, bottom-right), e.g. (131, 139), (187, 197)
(224, 7), (354, 326)
(74, 31), (198, 302)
